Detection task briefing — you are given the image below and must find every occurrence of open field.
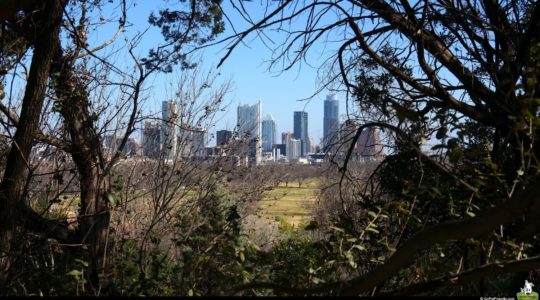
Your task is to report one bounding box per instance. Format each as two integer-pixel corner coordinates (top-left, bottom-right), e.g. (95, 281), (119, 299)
(39, 177), (322, 250)
(242, 177), (321, 249)
(259, 178), (320, 226)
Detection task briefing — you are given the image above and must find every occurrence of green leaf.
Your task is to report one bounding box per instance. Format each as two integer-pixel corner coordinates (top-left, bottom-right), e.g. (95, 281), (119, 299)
(351, 245), (366, 251)
(74, 259), (89, 267)
(365, 227), (380, 234)
(311, 277), (324, 284)
(329, 226), (345, 233)
(187, 289), (194, 297)
(67, 270), (83, 277)
(465, 210), (476, 217)
(107, 192), (118, 206)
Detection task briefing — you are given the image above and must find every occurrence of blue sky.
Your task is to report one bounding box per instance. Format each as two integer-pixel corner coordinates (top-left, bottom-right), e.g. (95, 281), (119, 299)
(116, 0), (347, 146)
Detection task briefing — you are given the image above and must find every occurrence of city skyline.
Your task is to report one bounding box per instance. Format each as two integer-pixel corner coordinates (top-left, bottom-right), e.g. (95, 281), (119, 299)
(144, 95), (344, 150)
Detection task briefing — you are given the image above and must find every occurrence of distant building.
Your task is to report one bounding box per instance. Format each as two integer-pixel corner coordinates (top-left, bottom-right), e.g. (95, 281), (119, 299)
(143, 121), (161, 159)
(191, 127), (208, 157)
(161, 100), (178, 160)
(293, 111), (308, 157)
(287, 138), (301, 161)
(273, 143), (286, 157)
(123, 138), (139, 157)
(178, 126), (208, 158)
(357, 127), (383, 160)
(103, 134), (117, 151)
(323, 94), (339, 151)
(237, 101), (262, 165)
(339, 120), (383, 161)
(282, 132), (293, 145)
(307, 136), (316, 154)
(103, 135), (139, 158)
(262, 114), (277, 152)
(216, 129), (233, 146)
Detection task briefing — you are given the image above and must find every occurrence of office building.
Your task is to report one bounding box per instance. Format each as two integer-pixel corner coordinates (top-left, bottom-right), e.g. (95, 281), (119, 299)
(237, 101), (262, 165)
(282, 132), (293, 145)
(262, 114), (276, 152)
(190, 127), (208, 157)
(357, 127), (383, 160)
(339, 120), (383, 161)
(293, 111), (308, 157)
(161, 100), (178, 160)
(307, 136), (315, 154)
(323, 94), (339, 151)
(143, 121), (161, 159)
(216, 130), (233, 146)
(287, 138), (301, 161)
(273, 144), (286, 158)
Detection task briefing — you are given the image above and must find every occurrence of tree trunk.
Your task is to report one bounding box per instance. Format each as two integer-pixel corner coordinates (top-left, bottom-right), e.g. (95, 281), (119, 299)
(51, 53), (110, 292)
(0, 0), (65, 289)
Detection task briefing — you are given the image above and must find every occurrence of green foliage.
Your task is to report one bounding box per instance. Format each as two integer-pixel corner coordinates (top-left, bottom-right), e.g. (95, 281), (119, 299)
(3, 234), (94, 296)
(110, 182), (261, 296)
(144, 0), (225, 72)
(266, 237), (330, 292)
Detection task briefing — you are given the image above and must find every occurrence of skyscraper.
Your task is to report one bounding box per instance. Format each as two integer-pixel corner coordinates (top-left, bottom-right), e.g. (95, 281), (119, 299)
(161, 100), (177, 160)
(282, 132), (293, 145)
(191, 127), (208, 157)
(287, 138), (301, 161)
(324, 94), (339, 151)
(293, 111), (308, 157)
(237, 101), (262, 165)
(216, 130), (233, 146)
(262, 114), (276, 152)
(357, 127), (383, 160)
(143, 121), (161, 159)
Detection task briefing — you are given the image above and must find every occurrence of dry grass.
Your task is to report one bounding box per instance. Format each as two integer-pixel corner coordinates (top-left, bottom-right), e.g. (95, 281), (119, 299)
(259, 177), (320, 226)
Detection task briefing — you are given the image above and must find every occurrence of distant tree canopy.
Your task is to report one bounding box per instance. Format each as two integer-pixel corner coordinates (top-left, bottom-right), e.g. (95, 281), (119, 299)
(221, 0), (540, 295)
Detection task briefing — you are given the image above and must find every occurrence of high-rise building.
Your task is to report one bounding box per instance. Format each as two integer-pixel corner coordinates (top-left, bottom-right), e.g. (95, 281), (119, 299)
(123, 138), (139, 157)
(142, 121), (161, 159)
(216, 130), (233, 146)
(339, 120), (384, 161)
(262, 114), (276, 152)
(178, 125), (208, 158)
(287, 138), (301, 161)
(307, 136), (315, 154)
(282, 132), (293, 145)
(323, 94), (339, 151)
(293, 111), (308, 157)
(191, 127), (208, 157)
(273, 144), (286, 158)
(357, 127), (383, 160)
(237, 101), (262, 165)
(161, 100), (178, 160)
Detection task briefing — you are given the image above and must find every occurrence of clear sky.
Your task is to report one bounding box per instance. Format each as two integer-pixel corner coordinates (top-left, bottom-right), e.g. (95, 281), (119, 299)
(94, 1), (348, 146)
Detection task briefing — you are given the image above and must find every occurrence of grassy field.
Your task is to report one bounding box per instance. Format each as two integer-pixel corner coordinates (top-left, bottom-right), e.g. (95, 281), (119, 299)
(242, 177), (321, 249)
(258, 177), (320, 226)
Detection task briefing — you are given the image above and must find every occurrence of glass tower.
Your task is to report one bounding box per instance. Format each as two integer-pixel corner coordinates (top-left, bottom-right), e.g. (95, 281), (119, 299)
(293, 111), (308, 157)
(237, 101), (262, 165)
(323, 94), (339, 151)
(262, 114), (276, 152)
